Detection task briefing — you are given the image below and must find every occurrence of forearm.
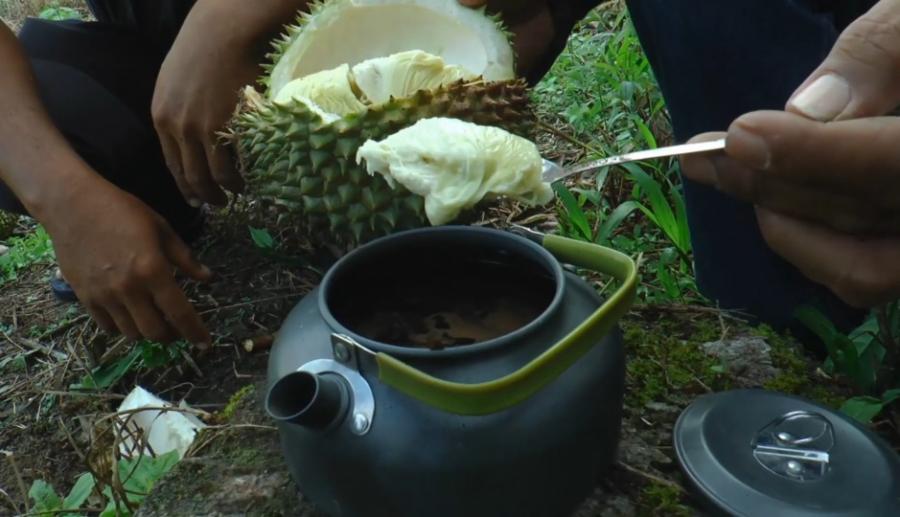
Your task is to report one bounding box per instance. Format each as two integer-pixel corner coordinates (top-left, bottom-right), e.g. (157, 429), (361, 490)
(0, 23), (97, 221)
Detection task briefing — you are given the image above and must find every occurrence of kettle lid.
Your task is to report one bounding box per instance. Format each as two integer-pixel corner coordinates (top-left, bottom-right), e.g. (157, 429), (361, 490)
(673, 389), (900, 516)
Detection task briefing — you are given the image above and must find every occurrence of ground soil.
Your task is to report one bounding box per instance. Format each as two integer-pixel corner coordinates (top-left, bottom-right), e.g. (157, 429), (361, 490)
(4, 207), (896, 516)
(0, 211), (321, 516)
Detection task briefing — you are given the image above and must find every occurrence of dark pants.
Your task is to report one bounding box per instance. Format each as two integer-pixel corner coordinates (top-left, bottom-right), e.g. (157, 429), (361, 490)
(0, 17), (200, 241)
(625, 0), (876, 336)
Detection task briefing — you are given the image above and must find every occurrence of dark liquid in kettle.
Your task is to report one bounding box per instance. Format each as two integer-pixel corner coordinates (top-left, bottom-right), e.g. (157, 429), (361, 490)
(329, 256), (556, 350)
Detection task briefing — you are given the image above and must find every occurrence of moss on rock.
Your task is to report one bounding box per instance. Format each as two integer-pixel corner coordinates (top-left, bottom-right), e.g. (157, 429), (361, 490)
(636, 482), (693, 517)
(622, 315), (732, 409)
(752, 324), (848, 408)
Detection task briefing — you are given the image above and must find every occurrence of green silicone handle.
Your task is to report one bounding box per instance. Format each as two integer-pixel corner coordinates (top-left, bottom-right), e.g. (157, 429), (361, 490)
(371, 233), (637, 415)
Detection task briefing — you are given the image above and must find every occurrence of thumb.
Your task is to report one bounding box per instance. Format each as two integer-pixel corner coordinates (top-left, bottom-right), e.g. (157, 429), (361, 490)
(786, 0), (900, 121)
(163, 230), (213, 282)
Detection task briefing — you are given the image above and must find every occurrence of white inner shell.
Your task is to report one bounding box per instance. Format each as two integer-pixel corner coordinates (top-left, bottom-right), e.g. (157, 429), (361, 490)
(356, 118), (554, 225)
(268, 0), (515, 96)
(266, 0), (553, 225)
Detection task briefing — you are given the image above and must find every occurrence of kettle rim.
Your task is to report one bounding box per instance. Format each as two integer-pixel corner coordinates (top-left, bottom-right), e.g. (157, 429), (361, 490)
(317, 225), (568, 359)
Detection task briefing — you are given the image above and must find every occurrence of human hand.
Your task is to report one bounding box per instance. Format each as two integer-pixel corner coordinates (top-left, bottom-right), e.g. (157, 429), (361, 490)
(151, 1), (261, 207)
(680, 0), (900, 307)
(45, 176), (213, 346)
(0, 22), (212, 343)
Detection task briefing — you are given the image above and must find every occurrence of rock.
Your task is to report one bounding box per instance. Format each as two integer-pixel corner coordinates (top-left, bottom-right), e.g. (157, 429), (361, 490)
(573, 488), (636, 517)
(0, 244), (8, 256)
(598, 495), (637, 517)
(617, 430), (671, 470)
(702, 336), (778, 388)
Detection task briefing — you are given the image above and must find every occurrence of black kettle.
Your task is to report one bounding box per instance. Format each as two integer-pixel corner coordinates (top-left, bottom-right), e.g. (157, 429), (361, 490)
(265, 225), (637, 516)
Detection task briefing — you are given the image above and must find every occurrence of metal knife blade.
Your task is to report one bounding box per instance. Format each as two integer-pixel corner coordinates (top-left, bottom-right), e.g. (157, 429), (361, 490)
(542, 138), (726, 183)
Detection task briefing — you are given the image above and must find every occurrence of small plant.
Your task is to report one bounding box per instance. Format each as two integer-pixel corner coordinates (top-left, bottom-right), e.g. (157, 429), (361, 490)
(0, 224), (55, 284)
(795, 301), (900, 422)
(638, 482), (692, 517)
(248, 225), (323, 273)
(619, 161), (691, 259)
(70, 340), (189, 391)
(28, 450), (179, 517)
(552, 168), (636, 246)
(28, 473), (94, 517)
(553, 159), (699, 304)
(38, 2), (83, 21)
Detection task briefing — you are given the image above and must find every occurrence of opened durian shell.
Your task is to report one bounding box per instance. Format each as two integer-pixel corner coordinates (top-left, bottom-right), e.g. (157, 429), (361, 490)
(227, 0), (538, 246)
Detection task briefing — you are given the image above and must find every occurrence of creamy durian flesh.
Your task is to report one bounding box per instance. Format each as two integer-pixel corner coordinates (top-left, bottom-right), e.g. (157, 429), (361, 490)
(356, 117), (552, 225)
(272, 50), (479, 117)
(229, 0), (552, 245)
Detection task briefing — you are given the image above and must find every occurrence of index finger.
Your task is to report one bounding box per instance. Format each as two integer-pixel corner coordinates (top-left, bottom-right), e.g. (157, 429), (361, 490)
(151, 281), (210, 348)
(727, 111), (900, 200)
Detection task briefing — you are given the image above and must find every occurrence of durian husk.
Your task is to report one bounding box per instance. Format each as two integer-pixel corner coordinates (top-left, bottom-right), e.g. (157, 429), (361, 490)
(260, 0), (518, 95)
(227, 77), (536, 247)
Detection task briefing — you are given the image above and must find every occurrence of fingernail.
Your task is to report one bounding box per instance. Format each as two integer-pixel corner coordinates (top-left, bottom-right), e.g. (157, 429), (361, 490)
(789, 74), (851, 122)
(188, 198), (202, 208)
(728, 125), (771, 170)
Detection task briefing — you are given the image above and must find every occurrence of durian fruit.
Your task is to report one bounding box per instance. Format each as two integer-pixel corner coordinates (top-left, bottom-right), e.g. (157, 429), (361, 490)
(356, 117), (553, 226)
(228, 0), (542, 246)
(0, 210), (17, 240)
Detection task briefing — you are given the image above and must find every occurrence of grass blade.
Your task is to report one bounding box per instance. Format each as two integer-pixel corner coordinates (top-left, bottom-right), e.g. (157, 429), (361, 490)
(598, 200), (640, 244)
(554, 183), (592, 241)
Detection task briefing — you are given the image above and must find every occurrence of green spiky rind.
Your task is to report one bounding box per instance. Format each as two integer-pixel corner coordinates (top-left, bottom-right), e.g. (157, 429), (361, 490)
(229, 78), (535, 246)
(0, 210), (16, 240)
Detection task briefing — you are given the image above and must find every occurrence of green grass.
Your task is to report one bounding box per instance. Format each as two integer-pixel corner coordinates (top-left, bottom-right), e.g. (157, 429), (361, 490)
(1, 0), (87, 27)
(533, 6), (669, 153)
(0, 224), (55, 284)
(534, 6), (698, 305)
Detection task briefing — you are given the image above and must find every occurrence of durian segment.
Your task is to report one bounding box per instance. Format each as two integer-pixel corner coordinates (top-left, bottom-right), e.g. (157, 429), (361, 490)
(231, 79), (535, 245)
(356, 117), (553, 225)
(267, 0), (514, 97)
(273, 63), (367, 116)
(272, 50), (479, 117)
(351, 50), (478, 105)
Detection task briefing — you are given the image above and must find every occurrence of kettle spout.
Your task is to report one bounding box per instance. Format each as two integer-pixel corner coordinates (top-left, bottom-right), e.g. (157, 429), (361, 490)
(266, 371), (348, 429)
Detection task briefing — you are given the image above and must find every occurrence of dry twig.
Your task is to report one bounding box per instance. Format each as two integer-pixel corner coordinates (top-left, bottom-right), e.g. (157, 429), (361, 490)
(617, 460), (685, 493)
(1, 450), (29, 515)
